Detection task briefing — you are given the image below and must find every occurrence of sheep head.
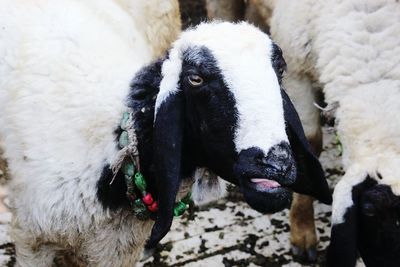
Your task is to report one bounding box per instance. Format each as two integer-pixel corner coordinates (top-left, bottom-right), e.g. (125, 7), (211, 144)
(133, 22), (332, 247)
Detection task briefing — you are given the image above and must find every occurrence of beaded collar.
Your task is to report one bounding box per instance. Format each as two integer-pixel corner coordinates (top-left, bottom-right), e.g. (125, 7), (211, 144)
(111, 110), (191, 220)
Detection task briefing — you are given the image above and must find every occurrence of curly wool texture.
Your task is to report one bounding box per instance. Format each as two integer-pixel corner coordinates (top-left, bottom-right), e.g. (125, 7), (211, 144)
(269, 0), (400, 223)
(0, 0), (180, 266)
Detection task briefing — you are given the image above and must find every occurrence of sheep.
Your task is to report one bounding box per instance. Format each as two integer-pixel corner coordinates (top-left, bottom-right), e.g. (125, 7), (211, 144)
(0, 1), (333, 266)
(205, 0), (273, 32)
(243, 0), (400, 265)
(0, 0), (179, 265)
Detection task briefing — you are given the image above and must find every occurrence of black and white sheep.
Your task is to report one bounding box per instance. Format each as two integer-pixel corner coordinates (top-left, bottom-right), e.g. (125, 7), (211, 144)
(0, 1), (332, 266)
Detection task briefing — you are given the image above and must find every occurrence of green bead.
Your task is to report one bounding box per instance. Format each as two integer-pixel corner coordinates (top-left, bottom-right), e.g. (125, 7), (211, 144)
(119, 131), (129, 148)
(132, 199), (150, 220)
(173, 201), (187, 217)
(123, 162), (135, 177)
(335, 133), (343, 155)
(134, 172), (147, 192)
(120, 112), (130, 130)
(181, 192), (192, 205)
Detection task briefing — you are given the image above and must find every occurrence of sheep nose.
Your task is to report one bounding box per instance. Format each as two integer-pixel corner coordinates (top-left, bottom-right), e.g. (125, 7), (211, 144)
(258, 142), (293, 175)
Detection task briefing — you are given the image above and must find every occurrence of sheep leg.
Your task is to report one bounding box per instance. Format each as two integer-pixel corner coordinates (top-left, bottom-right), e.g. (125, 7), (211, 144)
(83, 237), (144, 267)
(245, 0), (273, 33)
(289, 126), (321, 262)
(82, 220), (153, 267)
(205, 0), (246, 21)
(284, 73), (322, 262)
(290, 193), (317, 262)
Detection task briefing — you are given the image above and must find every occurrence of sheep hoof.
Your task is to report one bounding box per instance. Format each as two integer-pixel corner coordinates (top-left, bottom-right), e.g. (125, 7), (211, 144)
(291, 245), (317, 263)
(306, 247), (317, 262)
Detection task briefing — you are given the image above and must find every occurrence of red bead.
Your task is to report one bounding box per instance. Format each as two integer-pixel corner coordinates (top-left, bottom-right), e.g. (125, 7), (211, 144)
(142, 193), (154, 205)
(148, 201), (158, 212)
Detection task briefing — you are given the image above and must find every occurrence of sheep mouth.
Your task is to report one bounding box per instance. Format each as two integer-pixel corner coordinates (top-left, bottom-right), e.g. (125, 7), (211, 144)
(239, 177), (292, 213)
(250, 178), (282, 191)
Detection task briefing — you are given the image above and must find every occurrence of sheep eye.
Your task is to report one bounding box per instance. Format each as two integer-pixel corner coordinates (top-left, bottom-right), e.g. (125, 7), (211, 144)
(188, 75), (204, 87)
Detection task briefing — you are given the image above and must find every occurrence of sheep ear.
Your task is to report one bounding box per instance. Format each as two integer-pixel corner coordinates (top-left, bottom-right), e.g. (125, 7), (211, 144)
(147, 89), (185, 248)
(281, 89), (332, 204)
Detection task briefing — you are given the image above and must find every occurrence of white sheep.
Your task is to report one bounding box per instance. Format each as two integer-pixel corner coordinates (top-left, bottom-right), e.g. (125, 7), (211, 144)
(0, 1), (332, 266)
(267, 0), (400, 265)
(0, 0), (180, 266)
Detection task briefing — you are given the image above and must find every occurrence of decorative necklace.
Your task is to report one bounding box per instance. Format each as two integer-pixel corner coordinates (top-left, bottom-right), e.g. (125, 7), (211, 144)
(111, 111), (192, 221)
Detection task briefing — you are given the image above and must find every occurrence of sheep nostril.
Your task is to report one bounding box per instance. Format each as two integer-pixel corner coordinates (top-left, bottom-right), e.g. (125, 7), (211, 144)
(263, 160), (284, 173)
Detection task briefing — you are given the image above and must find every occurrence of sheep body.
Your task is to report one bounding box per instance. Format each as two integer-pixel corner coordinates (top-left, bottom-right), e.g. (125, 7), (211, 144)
(0, 0), (180, 266)
(267, 0), (400, 264)
(270, 0), (400, 222)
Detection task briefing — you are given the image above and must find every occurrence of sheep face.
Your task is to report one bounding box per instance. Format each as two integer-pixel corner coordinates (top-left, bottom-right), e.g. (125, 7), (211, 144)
(148, 22), (331, 246)
(176, 44), (295, 213)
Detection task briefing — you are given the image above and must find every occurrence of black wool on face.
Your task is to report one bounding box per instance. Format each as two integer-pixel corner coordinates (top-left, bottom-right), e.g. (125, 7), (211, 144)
(146, 46), (242, 247)
(180, 46), (239, 181)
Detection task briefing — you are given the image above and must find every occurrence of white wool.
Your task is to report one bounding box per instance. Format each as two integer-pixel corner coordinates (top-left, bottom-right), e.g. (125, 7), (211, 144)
(0, 0), (180, 266)
(191, 168), (227, 205)
(269, 0), (400, 223)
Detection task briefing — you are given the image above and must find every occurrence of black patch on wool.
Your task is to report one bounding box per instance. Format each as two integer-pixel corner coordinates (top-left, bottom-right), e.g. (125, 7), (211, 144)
(358, 180), (400, 266)
(180, 46), (238, 180)
(328, 177), (400, 267)
(96, 164), (129, 211)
